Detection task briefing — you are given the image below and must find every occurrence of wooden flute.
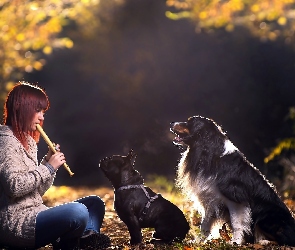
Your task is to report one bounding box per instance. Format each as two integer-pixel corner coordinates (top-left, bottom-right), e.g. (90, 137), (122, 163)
(36, 124), (74, 177)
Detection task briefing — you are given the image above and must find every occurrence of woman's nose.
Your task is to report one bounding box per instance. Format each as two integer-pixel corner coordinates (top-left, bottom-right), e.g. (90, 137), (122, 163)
(39, 112), (44, 120)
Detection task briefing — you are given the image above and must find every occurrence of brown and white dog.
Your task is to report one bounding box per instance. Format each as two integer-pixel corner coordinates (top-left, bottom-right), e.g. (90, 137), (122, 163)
(170, 115), (295, 246)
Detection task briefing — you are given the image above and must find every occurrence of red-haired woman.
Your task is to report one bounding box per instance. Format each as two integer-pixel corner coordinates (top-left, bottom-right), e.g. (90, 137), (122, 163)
(0, 82), (110, 250)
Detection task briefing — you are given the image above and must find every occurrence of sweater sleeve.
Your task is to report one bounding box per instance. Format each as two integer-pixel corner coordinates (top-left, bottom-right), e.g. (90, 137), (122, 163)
(0, 138), (54, 198)
(38, 157), (56, 196)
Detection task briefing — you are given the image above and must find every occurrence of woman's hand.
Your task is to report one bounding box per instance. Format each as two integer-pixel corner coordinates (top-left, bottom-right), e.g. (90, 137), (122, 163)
(45, 144), (66, 170)
(47, 152), (66, 170)
(45, 143), (58, 161)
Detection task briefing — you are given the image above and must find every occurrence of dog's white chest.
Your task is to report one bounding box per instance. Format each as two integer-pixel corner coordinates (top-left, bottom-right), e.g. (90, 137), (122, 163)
(190, 175), (223, 218)
(176, 148), (225, 219)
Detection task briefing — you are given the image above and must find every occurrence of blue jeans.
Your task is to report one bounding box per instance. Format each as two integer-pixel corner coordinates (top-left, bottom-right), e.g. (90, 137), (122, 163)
(35, 195), (105, 249)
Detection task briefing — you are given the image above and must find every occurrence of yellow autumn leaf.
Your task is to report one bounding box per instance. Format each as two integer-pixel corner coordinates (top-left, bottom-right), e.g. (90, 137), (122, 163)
(43, 46), (52, 55)
(278, 16), (287, 25)
(33, 61), (43, 71)
(16, 33), (25, 42)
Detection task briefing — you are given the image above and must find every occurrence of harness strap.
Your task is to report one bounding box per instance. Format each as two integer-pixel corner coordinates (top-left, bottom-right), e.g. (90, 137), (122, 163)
(117, 185), (143, 191)
(116, 184), (159, 221)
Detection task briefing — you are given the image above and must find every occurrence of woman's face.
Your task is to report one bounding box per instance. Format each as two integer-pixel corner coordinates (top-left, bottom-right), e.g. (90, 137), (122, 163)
(30, 110), (45, 131)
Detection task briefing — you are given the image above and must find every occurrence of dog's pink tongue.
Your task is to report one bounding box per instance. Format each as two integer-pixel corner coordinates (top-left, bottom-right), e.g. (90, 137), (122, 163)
(174, 136), (182, 143)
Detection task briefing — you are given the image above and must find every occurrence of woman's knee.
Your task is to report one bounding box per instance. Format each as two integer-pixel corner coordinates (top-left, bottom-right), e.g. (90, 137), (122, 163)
(35, 203), (89, 246)
(78, 195), (105, 212)
(65, 202), (89, 226)
(91, 195), (105, 210)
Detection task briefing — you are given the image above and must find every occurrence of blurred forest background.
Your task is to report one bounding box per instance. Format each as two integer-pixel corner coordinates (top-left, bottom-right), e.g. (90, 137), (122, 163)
(1, 0), (295, 195)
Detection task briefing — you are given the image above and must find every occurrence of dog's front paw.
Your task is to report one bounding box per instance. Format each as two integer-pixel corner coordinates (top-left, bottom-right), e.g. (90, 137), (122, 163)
(150, 239), (172, 245)
(230, 236), (244, 245)
(257, 240), (278, 246)
(130, 242), (146, 249)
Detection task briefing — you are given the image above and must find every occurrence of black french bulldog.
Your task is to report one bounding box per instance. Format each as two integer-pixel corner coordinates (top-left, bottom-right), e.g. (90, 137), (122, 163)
(99, 150), (190, 245)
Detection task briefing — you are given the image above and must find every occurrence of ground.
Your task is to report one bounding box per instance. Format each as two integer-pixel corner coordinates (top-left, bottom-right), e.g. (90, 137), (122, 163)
(35, 185), (295, 250)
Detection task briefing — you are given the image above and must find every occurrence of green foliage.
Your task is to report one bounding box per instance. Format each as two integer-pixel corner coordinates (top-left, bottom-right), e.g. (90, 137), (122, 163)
(166, 0), (295, 44)
(0, 0), (101, 105)
(264, 107), (295, 163)
(145, 174), (176, 193)
(264, 138), (295, 163)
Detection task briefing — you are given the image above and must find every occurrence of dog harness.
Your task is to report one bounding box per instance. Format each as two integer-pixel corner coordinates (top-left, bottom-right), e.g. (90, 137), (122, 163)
(116, 184), (160, 221)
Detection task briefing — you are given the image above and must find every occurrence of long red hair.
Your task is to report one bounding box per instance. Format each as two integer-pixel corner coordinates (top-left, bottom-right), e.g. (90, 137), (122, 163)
(3, 82), (50, 150)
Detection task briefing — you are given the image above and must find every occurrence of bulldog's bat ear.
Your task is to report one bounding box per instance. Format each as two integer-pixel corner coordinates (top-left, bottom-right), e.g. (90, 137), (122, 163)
(127, 149), (133, 158)
(127, 149), (137, 161)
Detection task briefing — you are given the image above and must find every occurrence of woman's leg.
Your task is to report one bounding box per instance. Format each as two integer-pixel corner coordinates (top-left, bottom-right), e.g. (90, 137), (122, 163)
(75, 195), (111, 249)
(35, 202), (89, 249)
(75, 195), (105, 234)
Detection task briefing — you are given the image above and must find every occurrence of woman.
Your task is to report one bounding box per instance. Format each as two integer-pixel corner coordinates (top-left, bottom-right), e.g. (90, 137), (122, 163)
(0, 82), (110, 249)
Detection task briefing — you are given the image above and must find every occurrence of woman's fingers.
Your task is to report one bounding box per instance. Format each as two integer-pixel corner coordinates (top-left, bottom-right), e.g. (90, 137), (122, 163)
(48, 152), (66, 170)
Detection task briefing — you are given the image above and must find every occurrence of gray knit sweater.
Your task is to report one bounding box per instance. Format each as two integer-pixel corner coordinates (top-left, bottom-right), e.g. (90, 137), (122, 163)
(0, 125), (55, 248)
